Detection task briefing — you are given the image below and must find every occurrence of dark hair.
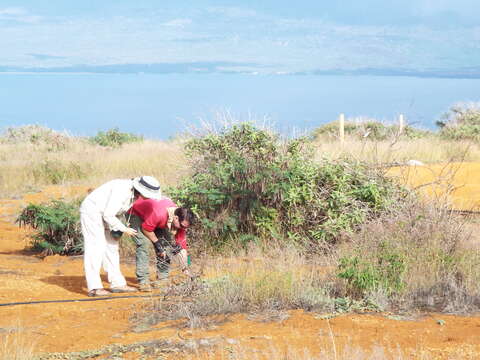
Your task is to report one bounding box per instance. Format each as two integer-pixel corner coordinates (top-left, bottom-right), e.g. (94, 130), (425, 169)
(174, 207), (195, 225)
(133, 189), (141, 198)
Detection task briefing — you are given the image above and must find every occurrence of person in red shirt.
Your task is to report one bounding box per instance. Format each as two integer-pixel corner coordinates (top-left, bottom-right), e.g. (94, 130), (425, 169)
(129, 197), (195, 292)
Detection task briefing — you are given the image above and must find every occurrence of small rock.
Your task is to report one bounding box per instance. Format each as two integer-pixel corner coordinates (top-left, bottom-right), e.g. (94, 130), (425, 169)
(406, 159), (424, 166)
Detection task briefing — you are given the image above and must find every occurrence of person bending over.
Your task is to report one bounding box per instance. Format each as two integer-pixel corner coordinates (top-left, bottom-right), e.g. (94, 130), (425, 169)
(129, 197), (195, 292)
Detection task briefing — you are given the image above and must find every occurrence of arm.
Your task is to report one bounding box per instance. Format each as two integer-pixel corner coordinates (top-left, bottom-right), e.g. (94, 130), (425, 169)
(142, 228), (166, 257)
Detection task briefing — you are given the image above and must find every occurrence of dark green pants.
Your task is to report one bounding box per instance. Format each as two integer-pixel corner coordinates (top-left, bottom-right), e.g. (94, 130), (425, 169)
(129, 214), (171, 284)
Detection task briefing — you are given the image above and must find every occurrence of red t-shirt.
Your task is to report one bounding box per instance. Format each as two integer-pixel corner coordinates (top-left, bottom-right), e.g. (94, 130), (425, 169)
(129, 198), (187, 249)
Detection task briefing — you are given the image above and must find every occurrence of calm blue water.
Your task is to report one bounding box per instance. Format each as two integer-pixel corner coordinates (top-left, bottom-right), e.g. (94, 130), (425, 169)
(1, 73), (479, 139)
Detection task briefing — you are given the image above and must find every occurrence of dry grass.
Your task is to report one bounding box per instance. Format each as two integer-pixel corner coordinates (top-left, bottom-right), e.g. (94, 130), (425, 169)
(337, 200), (480, 312)
(193, 343), (410, 360)
(0, 326), (36, 360)
(312, 137), (480, 165)
(0, 139), (188, 197)
(2, 128), (480, 198)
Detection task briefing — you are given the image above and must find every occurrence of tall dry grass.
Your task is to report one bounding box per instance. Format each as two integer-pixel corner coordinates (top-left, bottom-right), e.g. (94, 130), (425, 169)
(312, 137), (480, 165)
(2, 128), (480, 198)
(0, 328), (36, 360)
(0, 139), (188, 197)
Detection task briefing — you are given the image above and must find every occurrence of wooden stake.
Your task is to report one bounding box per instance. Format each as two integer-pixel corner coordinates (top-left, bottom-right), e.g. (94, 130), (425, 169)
(399, 114), (405, 135)
(339, 113), (345, 145)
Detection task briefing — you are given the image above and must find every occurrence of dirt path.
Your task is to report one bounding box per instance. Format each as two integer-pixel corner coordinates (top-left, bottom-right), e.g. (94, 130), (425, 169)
(1, 186), (480, 359)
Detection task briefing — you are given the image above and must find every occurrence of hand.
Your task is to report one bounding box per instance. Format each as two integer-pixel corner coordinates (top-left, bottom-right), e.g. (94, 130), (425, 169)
(153, 241), (164, 255)
(171, 244), (182, 255)
(124, 227), (137, 236)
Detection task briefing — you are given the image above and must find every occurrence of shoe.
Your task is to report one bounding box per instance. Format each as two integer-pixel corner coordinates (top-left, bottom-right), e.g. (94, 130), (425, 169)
(88, 288), (111, 297)
(151, 279), (169, 289)
(110, 285), (137, 293)
(138, 283), (152, 292)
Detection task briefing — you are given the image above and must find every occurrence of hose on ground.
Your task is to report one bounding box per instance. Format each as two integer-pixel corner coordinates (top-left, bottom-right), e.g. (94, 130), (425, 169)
(0, 293), (166, 307)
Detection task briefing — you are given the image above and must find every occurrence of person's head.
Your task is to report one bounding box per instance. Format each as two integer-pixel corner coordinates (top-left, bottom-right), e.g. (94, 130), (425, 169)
(133, 176), (161, 200)
(172, 207), (195, 230)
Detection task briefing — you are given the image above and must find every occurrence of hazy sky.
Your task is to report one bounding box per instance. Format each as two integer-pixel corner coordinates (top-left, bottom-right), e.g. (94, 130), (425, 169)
(1, 1), (479, 73)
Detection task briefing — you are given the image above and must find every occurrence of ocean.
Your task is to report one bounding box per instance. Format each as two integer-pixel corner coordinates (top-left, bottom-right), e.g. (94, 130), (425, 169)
(1, 73), (479, 139)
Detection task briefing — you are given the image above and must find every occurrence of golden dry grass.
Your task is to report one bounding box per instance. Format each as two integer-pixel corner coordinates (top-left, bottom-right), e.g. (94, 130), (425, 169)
(0, 326), (37, 360)
(0, 139), (189, 197)
(312, 137), (480, 165)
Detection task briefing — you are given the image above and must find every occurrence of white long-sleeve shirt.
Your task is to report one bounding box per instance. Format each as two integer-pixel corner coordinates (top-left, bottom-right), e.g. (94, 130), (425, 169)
(80, 179), (135, 232)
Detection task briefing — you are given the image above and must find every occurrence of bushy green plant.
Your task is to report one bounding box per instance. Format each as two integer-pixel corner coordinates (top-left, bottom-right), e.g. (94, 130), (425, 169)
(437, 102), (480, 141)
(338, 243), (406, 297)
(312, 119), (430, 141)
(90, 127), (143, 147)
(169, 123), (404, 251)
(17, 199), (83, 255)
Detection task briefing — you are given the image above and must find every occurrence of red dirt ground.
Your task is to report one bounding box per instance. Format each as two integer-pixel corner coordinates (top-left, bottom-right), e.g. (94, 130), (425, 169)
(1, 184), (480, 359)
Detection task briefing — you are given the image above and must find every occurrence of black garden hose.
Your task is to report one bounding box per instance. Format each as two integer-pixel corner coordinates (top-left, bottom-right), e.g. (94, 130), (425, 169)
(0, 293), (166, 307)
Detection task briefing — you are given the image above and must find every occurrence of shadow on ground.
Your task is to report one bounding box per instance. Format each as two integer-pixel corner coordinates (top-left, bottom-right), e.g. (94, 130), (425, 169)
(41, 275), (140, 296)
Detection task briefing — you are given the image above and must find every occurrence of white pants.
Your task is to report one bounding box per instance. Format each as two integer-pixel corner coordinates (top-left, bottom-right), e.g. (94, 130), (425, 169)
(80, 210), (127, 291)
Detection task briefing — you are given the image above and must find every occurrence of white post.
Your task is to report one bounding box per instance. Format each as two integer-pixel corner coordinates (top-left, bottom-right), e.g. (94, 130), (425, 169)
(339, 113), (345, 145)
(399, 114), (405, 135)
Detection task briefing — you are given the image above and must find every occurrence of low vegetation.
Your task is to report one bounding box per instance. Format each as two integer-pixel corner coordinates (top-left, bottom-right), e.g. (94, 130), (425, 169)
(16, 199), (84, 255)
(437, 102), (480, 141)
(312, 118), (431, 141)
(0, 126), (186, 197)
(89, 127), (144, 147)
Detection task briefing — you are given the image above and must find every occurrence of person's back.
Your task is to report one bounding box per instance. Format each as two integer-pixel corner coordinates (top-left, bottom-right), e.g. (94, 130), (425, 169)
(81, 179), (133, 214)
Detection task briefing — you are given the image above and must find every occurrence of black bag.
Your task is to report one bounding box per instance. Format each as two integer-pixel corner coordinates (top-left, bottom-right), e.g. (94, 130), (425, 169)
(110, 230), (124, 239)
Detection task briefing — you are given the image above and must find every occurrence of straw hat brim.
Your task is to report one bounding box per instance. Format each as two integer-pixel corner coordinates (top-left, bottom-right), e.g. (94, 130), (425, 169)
(133, 177), (161, 200)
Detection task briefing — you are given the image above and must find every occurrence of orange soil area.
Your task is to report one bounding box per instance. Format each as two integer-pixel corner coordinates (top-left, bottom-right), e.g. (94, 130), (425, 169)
(1, 185), (480, 359)
(387, 162), (480, 211)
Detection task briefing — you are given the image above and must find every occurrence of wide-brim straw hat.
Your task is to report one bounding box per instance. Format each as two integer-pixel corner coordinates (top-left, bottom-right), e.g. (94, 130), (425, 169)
(133, 176), (161, 200)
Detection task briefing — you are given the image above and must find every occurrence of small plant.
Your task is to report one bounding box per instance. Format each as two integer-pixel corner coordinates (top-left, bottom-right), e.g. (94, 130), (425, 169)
(16, 199), (83, 255)
(337, 245), (406, 297)
(90, 127), (143, 147)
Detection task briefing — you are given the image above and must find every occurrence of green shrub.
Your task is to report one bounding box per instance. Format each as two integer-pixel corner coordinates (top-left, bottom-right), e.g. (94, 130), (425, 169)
(17, 199), (83, 255)
(437, 102), (480, 141)
(90, 127), (143, 147)
(169, 123), (404, 251)
(338, 244), (406, 297)
(312, 119), (431, 141)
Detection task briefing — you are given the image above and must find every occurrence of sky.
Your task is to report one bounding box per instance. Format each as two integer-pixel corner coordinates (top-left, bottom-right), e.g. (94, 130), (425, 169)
(1, 1), (480, 74)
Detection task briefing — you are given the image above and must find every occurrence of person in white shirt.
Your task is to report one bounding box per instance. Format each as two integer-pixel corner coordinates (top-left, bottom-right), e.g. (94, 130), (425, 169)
(80, 176), (161, 297)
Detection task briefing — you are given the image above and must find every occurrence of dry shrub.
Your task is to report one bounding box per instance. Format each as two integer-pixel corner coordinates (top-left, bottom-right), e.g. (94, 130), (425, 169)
(337, 199), (480, 313)
(135, 246), (335, 329)
(0, 328), (36, 360)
